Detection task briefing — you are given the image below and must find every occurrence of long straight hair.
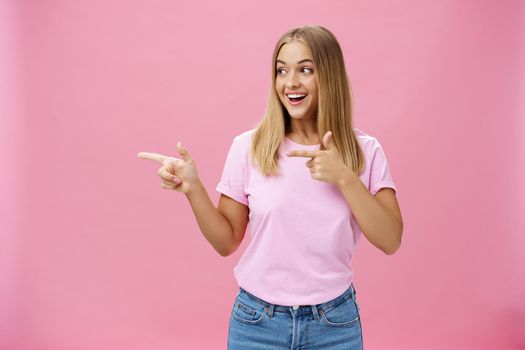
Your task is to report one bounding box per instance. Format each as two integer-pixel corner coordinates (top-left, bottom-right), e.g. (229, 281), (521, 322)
(251, 25), (365, 176)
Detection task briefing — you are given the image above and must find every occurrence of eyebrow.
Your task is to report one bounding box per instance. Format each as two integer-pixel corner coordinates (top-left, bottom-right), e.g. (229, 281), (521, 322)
(276, 59), (314, 65)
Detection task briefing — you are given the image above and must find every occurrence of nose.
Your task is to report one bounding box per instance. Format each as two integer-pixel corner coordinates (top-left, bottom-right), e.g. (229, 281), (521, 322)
(286, 71), (300, 88)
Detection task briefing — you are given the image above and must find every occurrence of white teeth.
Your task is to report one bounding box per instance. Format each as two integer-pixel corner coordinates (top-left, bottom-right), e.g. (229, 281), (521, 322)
(287, 93), (306, 98)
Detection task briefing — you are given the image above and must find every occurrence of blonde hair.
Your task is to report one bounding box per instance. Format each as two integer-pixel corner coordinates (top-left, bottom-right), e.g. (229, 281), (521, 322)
(251, 25), (365, 176)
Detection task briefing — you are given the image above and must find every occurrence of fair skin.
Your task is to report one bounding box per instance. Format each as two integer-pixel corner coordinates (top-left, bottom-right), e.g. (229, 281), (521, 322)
(278, 40), (403, 254)
(287, 133), (403, 255)
(137, 39), (403, 256)
(137, 143), (248, 257)
(275, 40), (320, 145)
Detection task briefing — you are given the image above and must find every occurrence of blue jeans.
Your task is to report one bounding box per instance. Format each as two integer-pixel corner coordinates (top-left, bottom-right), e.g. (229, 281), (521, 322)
(228, 283), (363, 349)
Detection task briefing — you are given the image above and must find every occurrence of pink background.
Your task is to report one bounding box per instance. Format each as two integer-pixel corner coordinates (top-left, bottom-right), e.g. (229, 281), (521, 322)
(2, 0), (524, 349)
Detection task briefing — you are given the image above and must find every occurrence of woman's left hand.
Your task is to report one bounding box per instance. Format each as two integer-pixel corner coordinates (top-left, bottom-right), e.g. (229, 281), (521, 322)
(286, 131), (355, 186)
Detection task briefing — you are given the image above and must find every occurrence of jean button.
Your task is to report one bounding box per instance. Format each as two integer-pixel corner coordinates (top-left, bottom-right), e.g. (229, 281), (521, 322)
(292, 305), (299, 310)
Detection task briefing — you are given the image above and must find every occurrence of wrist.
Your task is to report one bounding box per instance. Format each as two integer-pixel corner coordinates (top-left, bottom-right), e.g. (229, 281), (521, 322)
(337, 167), (359, 189)
(185, 178), (203, 197)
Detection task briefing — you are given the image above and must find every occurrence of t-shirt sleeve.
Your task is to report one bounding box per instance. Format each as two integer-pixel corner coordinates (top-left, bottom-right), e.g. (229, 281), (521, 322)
(369, 138), (397, 196)
(216, 137), (249, 206)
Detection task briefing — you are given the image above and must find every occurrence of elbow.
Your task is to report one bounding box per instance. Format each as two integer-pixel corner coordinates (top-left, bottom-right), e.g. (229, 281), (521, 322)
(218, 241), (240, 258)
(383, 229), (403, 256)
(218, 246), (234, 257)
(218, 249), (230, 257)
(383, 244), (401, 255)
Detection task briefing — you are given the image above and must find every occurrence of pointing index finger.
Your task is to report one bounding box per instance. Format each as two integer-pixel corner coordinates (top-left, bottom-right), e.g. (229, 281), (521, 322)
(137, 152), (168, 163)
(286, 150), (321, 158)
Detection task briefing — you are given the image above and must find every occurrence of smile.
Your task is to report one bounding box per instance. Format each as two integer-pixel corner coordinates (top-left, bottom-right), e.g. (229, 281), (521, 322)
(286, 93), (308, 105)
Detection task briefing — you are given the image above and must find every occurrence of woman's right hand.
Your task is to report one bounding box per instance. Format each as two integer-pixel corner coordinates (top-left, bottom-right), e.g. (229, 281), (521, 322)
(137, 141), (200, 194)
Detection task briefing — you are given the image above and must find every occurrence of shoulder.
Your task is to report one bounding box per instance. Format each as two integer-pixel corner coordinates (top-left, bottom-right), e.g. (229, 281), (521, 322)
(227, 128), (256, 156)
(353, 127), (380, 151)
(233, 128), (257, 144)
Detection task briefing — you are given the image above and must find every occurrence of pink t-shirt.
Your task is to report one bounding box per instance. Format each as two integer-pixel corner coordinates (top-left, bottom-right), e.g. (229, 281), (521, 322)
(216, 127), (397, 306)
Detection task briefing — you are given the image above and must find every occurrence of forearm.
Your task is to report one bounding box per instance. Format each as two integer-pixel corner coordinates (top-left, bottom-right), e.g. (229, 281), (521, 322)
(337, 170), (402, 255)
(184, 179), (234, 257)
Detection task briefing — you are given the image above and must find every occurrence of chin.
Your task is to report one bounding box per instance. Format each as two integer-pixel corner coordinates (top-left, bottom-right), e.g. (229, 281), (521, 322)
(288, 110), (313, 119)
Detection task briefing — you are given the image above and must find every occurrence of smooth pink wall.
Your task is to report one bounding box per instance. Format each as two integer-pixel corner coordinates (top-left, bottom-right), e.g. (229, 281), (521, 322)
(2, 0), (524, 349)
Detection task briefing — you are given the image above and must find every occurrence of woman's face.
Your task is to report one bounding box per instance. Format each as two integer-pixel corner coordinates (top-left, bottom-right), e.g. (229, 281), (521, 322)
(275, 40), (318, 121)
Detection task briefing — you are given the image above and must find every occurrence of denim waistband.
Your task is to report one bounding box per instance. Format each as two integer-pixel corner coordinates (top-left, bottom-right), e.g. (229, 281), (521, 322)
(238, 284), (356, 317)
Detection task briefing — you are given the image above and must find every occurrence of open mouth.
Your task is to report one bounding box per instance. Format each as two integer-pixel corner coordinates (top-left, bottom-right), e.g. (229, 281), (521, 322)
(286, 93), (308, 105)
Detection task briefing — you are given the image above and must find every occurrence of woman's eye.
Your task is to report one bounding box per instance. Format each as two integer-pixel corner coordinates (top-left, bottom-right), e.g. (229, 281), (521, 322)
(276, 67), (312, 75)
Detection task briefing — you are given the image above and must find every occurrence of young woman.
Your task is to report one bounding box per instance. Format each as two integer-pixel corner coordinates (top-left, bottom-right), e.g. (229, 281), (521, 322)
(138, 25), (403, 350)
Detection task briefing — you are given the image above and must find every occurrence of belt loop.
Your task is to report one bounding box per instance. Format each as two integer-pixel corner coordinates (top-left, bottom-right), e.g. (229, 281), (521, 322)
(268, 304), (275, 317)
(311, 304), (320, 321)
